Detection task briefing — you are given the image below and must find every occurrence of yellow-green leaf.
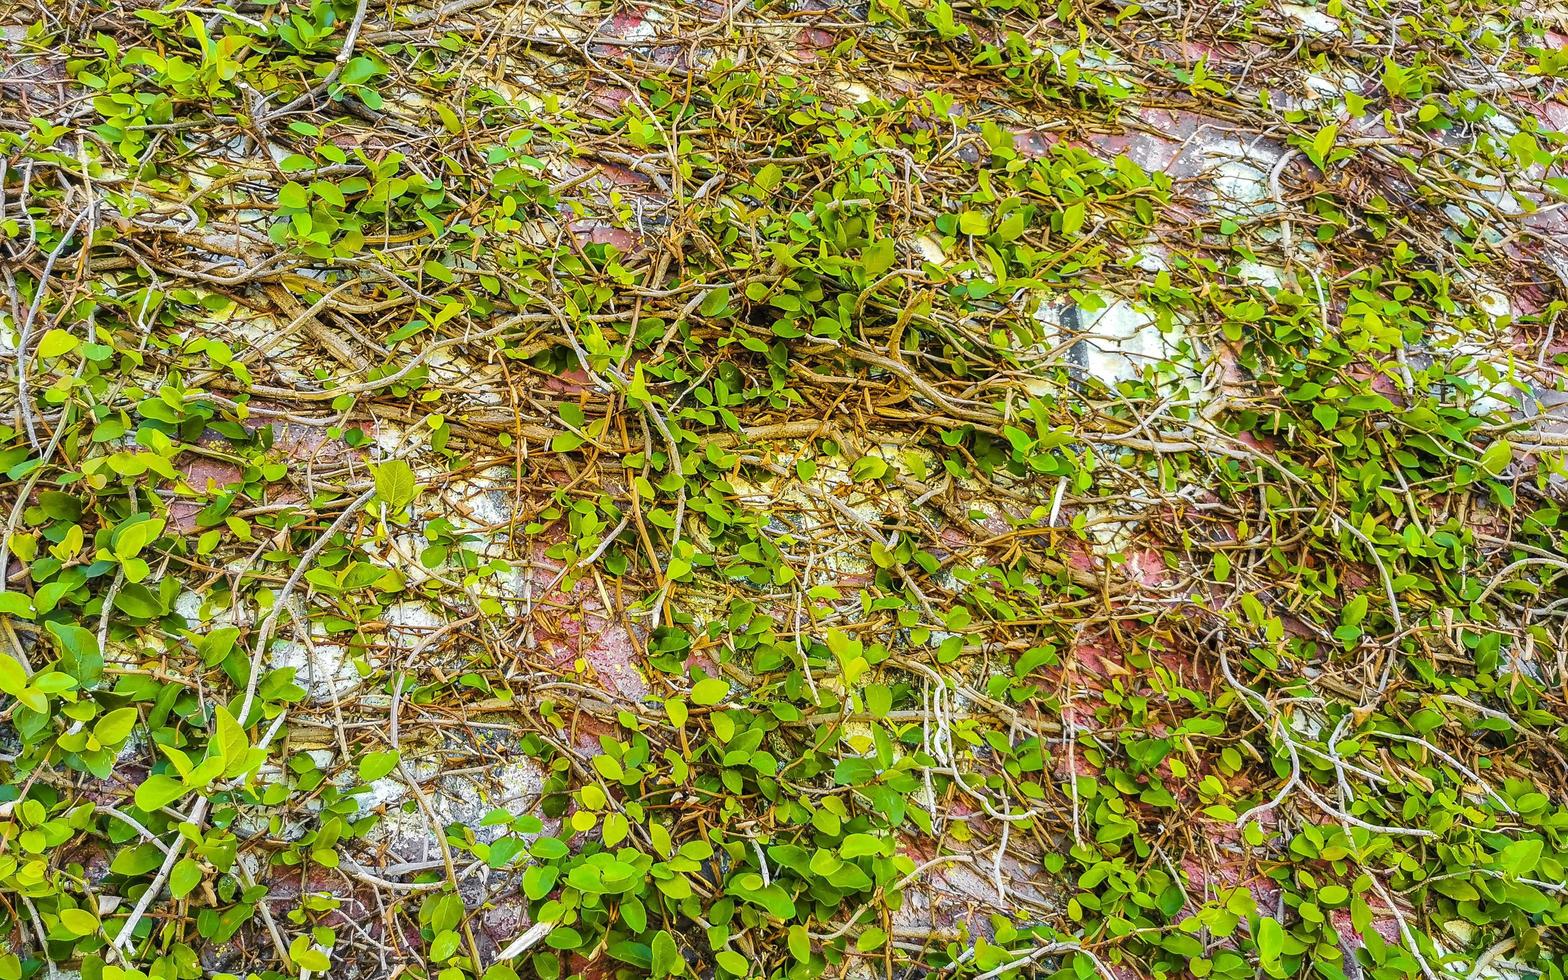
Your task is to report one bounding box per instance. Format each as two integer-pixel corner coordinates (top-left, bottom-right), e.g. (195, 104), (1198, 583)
(691, 678), (729, 706)
(38, 329), (80, 359)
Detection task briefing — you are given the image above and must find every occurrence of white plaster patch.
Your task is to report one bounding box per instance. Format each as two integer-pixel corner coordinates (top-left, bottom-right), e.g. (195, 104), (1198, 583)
(1476, 172), (1525, 214)
(372, 418), (409, 456)
(372, 757), (546, 847)
(1475, 285), (1511, 319)
(1039, 296), (1200, 386)
(1439, 920), (1534, 980)
(269, 636), (361, 703)
(174, 590), (208, 624)
(383, 601), (447, 651)
(1414, 277), (1518, 414)
(1485, 112), (1520, 137)
(356, 774), (412, 814)
(1288, 708), (1326, 741)
(913, 235), (948, 265)
(1303, 74), (1345, 101)
(453, 757), (545, 817)
(725, 462), (878, 583)
(217, 310), (324, 387)
(448, 469), (517, 536)
(1279, 2), (1341, 35)
(1239, 260), (1285, 288)
(830, 79), (878, 103)
(1207, 150), (1275, 215)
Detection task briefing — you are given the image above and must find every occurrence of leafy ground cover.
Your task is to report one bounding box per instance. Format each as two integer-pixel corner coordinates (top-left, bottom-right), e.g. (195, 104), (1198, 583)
(2, 0), (1568, 977)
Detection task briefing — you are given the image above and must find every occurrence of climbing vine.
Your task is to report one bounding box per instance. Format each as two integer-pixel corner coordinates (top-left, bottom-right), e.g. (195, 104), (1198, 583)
(1, 0), (1568, 978)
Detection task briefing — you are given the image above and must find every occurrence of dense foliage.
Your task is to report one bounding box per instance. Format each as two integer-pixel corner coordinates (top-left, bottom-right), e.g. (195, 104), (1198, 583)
(2, 0), (1568, 977)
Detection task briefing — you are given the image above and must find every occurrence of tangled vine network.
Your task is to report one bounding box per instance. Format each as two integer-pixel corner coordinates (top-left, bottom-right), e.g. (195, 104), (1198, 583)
(1, 0), (1568, 977)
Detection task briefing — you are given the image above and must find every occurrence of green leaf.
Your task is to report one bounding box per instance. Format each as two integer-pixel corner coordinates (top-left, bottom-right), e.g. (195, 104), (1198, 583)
(863, 238), (896, 278)
(1342, 594), (1368, 627)
(185, 753), (223, 788)
(1256, 916), (1283, 963)
(733, 880), (795, 919)
(169, 857), (203, 899)
(37, 328), (79, 359)
(856, 927), (887, 952)
(691, 677), (729, 706)
(839, 833), (885, 858)
(788, 924), (810, 962)
(160, 743), (195, 779)
(551, 430), (585, 452)
(291, 939), (331, 972)
(850, 455), (888, 482)
(957, 211), (988, 235)
(373, 460), (418, 509)
(651, 930), (681, 977)
(602, 811), (628, 846)
(47, 621), (102, 688)
(996, 209), (1027, 241)
(15, 686), (46, 714)
(58, 908), (98, 937)
(699, 286), (731, 317)
(865, 683), (892, 717)
(114, 583), (162, 618)
(340, 55), (377, 85)
(1310, 124), (1338, 167)
(592, 754), (624, 780)
(753, 163), (782, 191)
(1479, 439), (1512, 477)
(135, 774), (188, 812)
(756, 883), (796, 918)
(522, 865), (558, 900)
(621, 896), (648, 932)
(359, 750), (401, 782)
(1061, 202), (1086, 236)
(1501, 838), (1543, 876)
(110, 843), (165, 876)
(547, 925), (584, 950)
(0, 592), (33, 619)
(278, 181), (310, 209)
(716, 950), (749, 975)
(430, 930), (460, 961)
(1432, 877), (1478, 901)
(665, 698), (688, 729)
(213, 704), (248, 774)
(93, 706), (139, 745)
(311, 179), (345, 207)
(112, 516), (165, 561)
(0, 655), (26, 696)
